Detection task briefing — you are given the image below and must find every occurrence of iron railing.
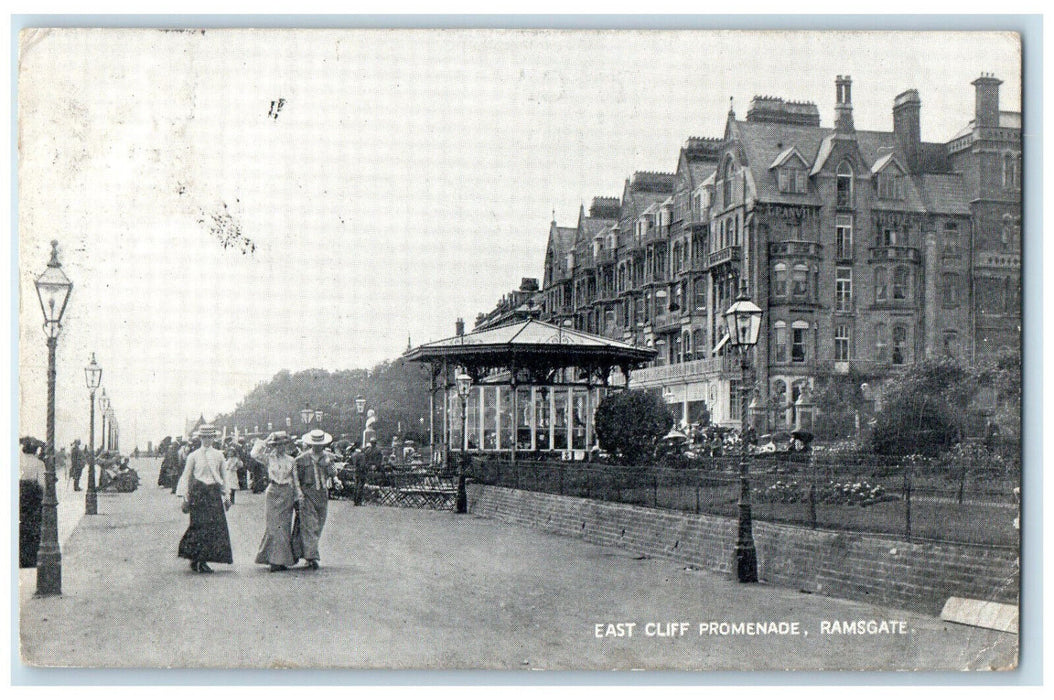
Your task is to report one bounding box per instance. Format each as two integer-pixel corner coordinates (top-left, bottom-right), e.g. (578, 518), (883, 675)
(467, 456), (1019, 549)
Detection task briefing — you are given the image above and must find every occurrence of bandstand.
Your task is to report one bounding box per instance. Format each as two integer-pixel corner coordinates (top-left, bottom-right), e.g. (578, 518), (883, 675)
(404, 319), (656, 462)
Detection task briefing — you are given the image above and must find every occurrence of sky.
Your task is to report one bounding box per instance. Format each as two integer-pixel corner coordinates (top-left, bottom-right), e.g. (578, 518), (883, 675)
(16, 29), (1021, 450)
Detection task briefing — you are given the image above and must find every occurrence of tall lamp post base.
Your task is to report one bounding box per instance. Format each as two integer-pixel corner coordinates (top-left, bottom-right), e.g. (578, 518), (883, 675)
(734, 461), (759, 583)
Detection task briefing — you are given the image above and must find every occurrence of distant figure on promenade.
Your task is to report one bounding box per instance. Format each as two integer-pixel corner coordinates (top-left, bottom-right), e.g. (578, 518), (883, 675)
(252, 432), (301, 572)
(223, 446), (243, 504)
(291, 429), (340, 570)
(234, 441), (250, 490)
(69, 439), (84, 491)
(175, 424), (233, 574)
(158, 440), (182, 490)
(246, 444), (267, 493)
(19, 437), (46, 568)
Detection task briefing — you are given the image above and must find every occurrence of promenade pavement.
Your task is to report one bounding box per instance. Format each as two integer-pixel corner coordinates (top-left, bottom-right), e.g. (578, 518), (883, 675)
(19, 458), (1017, 671)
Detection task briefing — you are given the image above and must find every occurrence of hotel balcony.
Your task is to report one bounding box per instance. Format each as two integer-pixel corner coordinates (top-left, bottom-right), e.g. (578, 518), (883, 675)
(630, 355), (739, 386)
(769, 240), (822, 258)
(868, 246), (921, 265)
(708, 245), (741, 268)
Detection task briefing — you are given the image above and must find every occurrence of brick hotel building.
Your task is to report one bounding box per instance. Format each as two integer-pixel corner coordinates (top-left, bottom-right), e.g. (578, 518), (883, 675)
(476, 75), (1021, 430)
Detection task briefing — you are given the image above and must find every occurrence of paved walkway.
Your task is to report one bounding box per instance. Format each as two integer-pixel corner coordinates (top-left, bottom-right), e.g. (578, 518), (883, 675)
(19, 459), (1017, 671)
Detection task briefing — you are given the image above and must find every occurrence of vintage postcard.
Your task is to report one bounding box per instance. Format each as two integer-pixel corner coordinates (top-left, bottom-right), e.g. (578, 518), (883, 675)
(16, 27), (1022, 671)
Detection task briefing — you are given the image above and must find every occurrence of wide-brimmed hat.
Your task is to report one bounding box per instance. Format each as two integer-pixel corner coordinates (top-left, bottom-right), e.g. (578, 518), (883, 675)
(266, 431), (294, 446)
(302, 429), (333, 446)
(196, 424), (219, 439)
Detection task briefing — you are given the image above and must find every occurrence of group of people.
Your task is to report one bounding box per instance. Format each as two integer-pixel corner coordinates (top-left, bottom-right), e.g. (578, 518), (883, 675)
(173, 424), (345, 574)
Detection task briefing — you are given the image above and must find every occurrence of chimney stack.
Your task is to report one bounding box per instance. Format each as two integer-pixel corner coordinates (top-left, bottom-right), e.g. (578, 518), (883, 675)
(835, 75), (855, 133)
(972, 73), (1002, 128)
(893, 89), (922, 173)
(455, 318), (464, 336)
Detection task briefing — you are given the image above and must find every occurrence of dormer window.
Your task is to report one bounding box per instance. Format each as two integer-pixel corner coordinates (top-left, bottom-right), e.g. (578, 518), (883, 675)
(836, 161), (854, 207)
(778, 167), (806, 194)
(607, 233), (617, 251)
(566, 252), (574, 270)
(877, 172), (902, 199)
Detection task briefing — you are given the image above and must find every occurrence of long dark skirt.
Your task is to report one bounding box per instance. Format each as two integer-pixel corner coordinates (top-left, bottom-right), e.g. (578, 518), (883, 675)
(255, 482), (297, 567)
(19, 479), (43, 568)
(178, 480), (233, 564)
(158, 453), (181, 488)
(291, 486), (328, 562)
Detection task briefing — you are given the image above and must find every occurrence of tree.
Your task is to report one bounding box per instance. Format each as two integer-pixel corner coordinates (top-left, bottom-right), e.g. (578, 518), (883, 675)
(811, 368), (876, 441)
(972, 347), (1021, 442)
(212, 359), (432, 446)
(869, 356), (977, 457)
(594, 389), (674, 465)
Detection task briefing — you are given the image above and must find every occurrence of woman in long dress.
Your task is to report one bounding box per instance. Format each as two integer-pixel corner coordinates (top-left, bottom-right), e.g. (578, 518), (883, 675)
(252, 432), (302, 572)
(175, 425), (233, 573)
(19, 437), (46, 568)
(291, 430), (340, 569)
(158, 440), (182, 489)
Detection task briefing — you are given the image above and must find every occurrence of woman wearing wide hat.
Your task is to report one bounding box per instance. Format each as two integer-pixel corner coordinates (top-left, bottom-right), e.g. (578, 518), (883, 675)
(19, 437), (47, 568)
(174, 424), (234, 573)
(292, 429), (340, 569)
(251, 431), (302, 572)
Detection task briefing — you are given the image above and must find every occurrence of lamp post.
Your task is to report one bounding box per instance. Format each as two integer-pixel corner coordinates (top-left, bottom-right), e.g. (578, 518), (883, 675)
(84, 354), (102, 515)
(455, 372), (472, 513)
(724, 283), (763, 584)
(110, 409), (118, 452)
(99, 391), (110, 452)
(34, 240), (73, 596)
(355, 395), (366, 446)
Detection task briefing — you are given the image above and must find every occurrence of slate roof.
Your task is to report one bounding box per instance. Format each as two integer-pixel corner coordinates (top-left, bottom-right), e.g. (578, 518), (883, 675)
(547, 225), (576, 263)
(731, 119), (958, 210)
(404, 319), (656, 366)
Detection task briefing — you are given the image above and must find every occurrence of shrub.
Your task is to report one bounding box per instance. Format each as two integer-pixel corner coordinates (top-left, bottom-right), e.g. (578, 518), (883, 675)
(594, 389), (674, 465)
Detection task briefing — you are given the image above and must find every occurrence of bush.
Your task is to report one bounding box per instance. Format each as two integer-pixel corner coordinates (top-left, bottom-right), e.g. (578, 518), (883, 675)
(594, 390), (674, 465)
(869, 356), (975, 457)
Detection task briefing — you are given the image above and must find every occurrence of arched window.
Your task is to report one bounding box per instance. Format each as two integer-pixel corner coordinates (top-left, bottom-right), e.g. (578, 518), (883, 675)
(722, 157), (735, 208)
(836, 161), (854, 207)
(772, 379), (788, 427)
(772, 380), (788, 408)
(791, 320), (809, 363)
(892, 325), (908, 365)
(875, 322), (888, 362)
(875, 267), (888, 302)
(791, 263), (809, 299)
(773, 321), (788, 363)
(893, 265), (910, 301)
(772, 263), (788, 299)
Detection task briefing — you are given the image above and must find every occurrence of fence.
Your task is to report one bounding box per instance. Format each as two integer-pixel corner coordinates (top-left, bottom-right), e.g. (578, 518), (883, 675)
(468, 455), (1019, 548)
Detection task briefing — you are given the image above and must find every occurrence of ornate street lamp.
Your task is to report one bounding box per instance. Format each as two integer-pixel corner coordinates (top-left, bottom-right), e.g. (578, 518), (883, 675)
(34, 240), (73, 596)
(300, 403), (313, 426)
(723, 282), (762, 584)
(83, 354), (102, 515)
(99, 391), (110, 451)
(454, 372), (472, 513)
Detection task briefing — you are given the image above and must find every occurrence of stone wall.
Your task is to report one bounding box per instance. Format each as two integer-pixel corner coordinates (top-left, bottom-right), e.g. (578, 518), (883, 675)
(467, 484), (1019, 616)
